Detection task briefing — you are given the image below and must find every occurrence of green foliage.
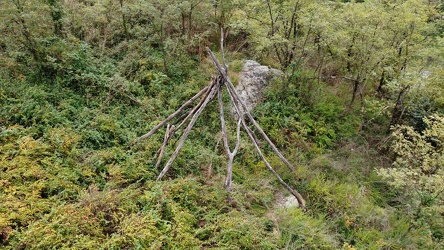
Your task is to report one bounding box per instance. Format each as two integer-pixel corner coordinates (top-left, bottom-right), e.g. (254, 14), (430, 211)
(378, 115), (444, 246)
(379, 115), (444, 196)
(278, 208), (338, 249)
(254, 75), (360, 151)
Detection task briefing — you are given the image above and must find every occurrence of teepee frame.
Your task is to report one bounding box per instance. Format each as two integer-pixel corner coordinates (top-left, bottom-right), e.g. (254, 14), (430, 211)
(136, 35), (306, 209)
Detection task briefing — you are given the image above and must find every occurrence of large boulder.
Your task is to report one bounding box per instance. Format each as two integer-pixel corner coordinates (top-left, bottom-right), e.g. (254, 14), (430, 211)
(235, 60), (282, 113)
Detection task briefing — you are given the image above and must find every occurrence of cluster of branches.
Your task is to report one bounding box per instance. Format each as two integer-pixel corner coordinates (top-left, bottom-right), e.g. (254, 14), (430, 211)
(136, 42), (306, 209)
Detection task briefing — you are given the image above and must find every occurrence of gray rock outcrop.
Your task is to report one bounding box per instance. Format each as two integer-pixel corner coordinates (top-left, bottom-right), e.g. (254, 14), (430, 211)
(234, 60), (282, 113)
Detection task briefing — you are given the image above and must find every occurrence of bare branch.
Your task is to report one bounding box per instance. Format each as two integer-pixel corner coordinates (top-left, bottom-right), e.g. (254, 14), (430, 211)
(207, 47), (294, 171)
(157, 81), (219, 180)
(224, 81), (305, 208)
(218, 84), (230, 154)
(218, 84), (241, 191)
(206, 47), (228, 77)
(136, 85), (210, 142)
(227, 78), (294, 170)
(175, 82), (214, 131)
(221, 27), (228, 73)
(207, 47), (295, 171)
(206, 47), (305, 207)
(246, 121), (306, 209)
(233, 118), (241, 155)
(136, 45), (306, 210)
(155, 124), (176, 169)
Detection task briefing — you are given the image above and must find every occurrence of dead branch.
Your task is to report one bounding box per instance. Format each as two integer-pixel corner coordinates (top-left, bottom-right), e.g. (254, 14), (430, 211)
(136, 85), (210, 141)
(222, 76), (306, 209)
(218, 86), (241, 191)
(157, 80), (219, 180)
(246, 122), (306, 209)
(206, 47), (295, 172)
(221, 27), (228, 73)
(155, 124), (176, 169)
(206, 47), (305, 208)
(175, 79), (214, 131)
(135, 44), (306, 210)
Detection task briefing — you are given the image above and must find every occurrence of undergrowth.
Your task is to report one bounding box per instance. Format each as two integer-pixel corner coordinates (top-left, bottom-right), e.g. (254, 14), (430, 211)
(1, 43), (442, 249)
